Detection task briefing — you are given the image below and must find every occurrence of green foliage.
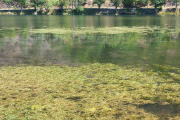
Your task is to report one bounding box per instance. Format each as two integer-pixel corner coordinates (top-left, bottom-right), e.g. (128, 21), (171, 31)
(59, 0), (69, 9)
(150, 0), (166, 8)
(122, 0), (134, 8)
(75, 6), (84, 15)
(46, 0), (69, 9)
(122, 0), (148, 8)
(93, 0), (106, 9)
(150, 0), (166, 4)
(78, 0), (86, 6)
(45, 0), (54, 9)
(4, 0), (14, 11)
(44, 0), (60, 11)
(172, 0), (180, 11)
(4, 0), (13, 4)
(15, 0), (29, 6)
(110, 0), (121, 8)
(30, 0), (47, 6)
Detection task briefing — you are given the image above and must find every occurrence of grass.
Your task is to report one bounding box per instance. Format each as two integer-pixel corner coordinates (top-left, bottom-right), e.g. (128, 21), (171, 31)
(0, 63), (180, 119)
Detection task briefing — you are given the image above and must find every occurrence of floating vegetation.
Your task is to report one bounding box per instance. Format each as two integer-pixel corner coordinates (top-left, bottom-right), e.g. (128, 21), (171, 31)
(31, 26), (180, 35)
(0, 63), (180, 119)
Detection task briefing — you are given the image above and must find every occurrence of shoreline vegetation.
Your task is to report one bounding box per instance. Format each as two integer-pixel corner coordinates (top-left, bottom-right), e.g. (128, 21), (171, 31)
(0, 7), (179, 15)
(0, 0), (180, 15)
(0, 63), (180, 119)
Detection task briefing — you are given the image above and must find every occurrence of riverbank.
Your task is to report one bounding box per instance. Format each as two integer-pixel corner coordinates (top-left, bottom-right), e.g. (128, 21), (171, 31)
(0, 7), (179, 15)
(0, 63), (180, 119)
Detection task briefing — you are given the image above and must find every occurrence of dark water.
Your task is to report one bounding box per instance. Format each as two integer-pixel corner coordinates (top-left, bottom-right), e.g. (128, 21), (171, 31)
(0, 15), (180, 69)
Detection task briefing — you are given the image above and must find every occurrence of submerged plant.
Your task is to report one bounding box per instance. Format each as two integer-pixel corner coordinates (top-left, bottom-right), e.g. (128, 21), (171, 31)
(0, 63), (180, 119)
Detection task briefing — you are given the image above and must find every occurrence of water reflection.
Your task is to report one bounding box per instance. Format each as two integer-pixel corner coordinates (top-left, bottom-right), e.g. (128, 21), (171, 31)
(0, 27), (180, 68)
(1, 15), (180, 28)
(0, 15), (180, 68)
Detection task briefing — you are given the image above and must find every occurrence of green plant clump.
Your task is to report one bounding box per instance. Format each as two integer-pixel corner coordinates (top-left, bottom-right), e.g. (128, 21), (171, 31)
(75, 6), (84, 15)
(0, 63), (180, 119)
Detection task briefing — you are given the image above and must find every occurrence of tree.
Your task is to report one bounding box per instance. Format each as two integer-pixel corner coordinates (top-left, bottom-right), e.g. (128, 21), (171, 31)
(110, 0), (122, 13)
(135, 0), (149, 7)
(50, 0), (69, 10)
(172, 0), (180, 11)
(150, 0), (166, 11)
(4, 0), (13, 12)
(122, 0), (148, 8)
(30, 0), (47, 11)
(77, 0), (86, 6)
(122, 0), (134, 8)
(59, 0), (69, 10)
(45, 0), (58, 12)
(93, 0), (106, 9)
(15, 0), (29, 12)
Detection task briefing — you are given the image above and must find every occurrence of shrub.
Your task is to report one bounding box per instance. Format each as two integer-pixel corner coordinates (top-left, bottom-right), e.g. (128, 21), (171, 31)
(159, 6), (162, 11)
(75, 6), (84, 15)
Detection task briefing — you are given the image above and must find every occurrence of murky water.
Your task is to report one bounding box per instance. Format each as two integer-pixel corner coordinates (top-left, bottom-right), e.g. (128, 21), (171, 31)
(0, 15), (180, 68)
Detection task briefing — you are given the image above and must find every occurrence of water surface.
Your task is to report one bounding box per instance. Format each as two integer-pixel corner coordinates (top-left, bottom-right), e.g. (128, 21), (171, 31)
(0, 15), (180, 119)
(0, 15), (180, 68)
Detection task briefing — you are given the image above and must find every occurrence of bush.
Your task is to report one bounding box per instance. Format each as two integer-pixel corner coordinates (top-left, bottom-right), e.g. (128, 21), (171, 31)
(122, 0), (148, 8)
(159, 6), (162, 11)
(75, 6), (84, 15)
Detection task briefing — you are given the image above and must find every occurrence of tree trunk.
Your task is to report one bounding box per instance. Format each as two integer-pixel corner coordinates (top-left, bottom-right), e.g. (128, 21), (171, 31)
(116, 5), (117, 13)
(147, 1), (149, 8)
(176, 1), (178, 11)
(35, 4), (36, 11)
(21, 6), (23, 12)
(98, 4), (101, 12)
(72, 0), (74, 10)
(75, 0), (77, 7)
(61, 5), (63, 12)
(132, 8), (135, 14)
(8, 4), (10, 12)
(98, 4), (100, 9)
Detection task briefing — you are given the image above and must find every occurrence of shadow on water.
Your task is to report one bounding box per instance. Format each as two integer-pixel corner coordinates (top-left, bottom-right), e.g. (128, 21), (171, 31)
(137, 103), (180, 119)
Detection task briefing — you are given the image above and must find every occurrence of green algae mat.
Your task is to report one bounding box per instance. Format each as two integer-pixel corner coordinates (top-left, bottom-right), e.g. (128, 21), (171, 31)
(0, 63), (180, 119)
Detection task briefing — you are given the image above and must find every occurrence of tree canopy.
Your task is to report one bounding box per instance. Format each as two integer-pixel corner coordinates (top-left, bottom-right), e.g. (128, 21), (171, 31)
(4, 0), (180, 13)
(150, 0), (167, 8)
(93, 0), (106, 9)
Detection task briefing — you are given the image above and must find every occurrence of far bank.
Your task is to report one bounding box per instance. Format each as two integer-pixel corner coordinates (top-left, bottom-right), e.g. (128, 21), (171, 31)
(0, 7), (179, 15)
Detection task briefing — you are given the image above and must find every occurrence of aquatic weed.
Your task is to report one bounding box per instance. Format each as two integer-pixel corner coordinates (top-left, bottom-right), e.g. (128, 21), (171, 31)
(0, 63), (180, 119)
